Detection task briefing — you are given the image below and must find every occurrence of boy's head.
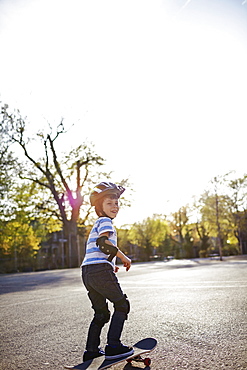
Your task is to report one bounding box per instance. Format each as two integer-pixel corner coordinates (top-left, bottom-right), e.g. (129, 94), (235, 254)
(90, 182), (125, 218)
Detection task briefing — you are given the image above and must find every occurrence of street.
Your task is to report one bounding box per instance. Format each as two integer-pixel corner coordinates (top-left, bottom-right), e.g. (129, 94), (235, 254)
(1, 257), (247, 370)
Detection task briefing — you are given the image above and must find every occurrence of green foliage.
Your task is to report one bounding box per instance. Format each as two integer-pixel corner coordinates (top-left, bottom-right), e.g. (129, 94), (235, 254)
(0, 181), (57, 272)
(194, 173), (247, 257)
(117, 228), (132, 256)
(128, 215), (168, 260)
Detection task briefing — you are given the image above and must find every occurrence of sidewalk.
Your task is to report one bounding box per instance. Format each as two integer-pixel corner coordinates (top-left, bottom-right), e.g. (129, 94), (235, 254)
(164, 254), (247, 267)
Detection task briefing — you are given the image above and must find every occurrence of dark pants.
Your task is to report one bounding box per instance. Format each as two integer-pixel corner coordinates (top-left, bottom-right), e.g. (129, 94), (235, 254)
(82, 263), (129, 352)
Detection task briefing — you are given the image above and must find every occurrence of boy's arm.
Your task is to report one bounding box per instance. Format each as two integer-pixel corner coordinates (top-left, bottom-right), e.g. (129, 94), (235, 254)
(98, 232), (131, 271)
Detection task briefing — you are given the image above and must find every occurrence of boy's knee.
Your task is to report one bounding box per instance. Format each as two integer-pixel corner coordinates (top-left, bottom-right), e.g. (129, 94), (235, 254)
(114, 294), (130, 319)
(93, 306), (111, 327)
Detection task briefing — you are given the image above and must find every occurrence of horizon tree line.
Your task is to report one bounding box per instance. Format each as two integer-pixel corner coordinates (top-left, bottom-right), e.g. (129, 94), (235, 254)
(1, 102), (246, 272)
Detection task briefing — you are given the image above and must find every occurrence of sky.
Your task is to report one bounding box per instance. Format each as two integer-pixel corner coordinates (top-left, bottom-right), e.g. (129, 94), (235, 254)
(0, 0), (247, 227)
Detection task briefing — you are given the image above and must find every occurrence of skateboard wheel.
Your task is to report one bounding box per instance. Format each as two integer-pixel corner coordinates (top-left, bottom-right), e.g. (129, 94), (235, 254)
(127, 359), (132, 363)
(144, 358), (151, 366)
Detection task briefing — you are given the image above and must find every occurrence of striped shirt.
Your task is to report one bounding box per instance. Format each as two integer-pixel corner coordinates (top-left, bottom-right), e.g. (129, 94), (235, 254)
(81, 217), (117, 268)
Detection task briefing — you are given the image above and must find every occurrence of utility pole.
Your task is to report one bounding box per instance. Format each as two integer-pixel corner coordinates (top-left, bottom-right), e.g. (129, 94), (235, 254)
(215, 181), (223, 261)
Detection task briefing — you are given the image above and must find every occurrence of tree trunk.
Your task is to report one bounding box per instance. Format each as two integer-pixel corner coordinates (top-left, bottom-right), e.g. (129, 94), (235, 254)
(64, 219), (78, 268)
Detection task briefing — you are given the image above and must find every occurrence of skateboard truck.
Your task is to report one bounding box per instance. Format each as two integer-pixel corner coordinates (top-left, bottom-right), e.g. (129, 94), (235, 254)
(127, 354), (151, 366)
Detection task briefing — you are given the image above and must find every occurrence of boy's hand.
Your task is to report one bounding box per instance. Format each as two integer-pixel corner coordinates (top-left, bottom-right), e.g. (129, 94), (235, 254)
(121, 255), (131, 271)
(116, 250), (131, 271)
(124, 261), (131, 271)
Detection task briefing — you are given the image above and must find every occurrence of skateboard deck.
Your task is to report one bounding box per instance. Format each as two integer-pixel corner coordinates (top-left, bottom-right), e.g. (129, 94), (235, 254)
(64, 337), (157, 369)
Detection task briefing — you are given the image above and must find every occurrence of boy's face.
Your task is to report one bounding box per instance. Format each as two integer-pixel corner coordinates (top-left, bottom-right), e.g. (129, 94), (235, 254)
(102, 196), (119, 219)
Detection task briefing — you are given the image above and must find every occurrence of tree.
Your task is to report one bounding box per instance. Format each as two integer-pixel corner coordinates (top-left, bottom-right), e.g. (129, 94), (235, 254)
(198, 186), (233, 259)
(0, 124), (48, 271)
(227, 174), (247, 254)
(195, 222), (211, 257)
(117, 228), (133, 258)
(0, 117), (20, 214)
(128, 215), (168, 261)
(169, 206), (194, 258)
(0, 182), (55, 272)
(0, 103), (129, 267)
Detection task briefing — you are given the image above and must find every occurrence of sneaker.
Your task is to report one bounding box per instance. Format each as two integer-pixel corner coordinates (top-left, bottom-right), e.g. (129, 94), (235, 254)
(83, 348), (105, 362)
(105, 344), (134, 360)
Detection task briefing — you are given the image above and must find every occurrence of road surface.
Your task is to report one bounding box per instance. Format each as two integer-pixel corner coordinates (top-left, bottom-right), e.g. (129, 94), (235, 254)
(1, 256), (247, 370)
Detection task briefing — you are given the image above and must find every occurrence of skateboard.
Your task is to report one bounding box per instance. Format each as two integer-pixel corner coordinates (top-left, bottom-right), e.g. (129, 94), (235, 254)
(64, 337), (157, 369)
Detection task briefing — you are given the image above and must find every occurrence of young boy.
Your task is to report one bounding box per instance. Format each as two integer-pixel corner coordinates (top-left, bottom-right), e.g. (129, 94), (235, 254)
(81, 182), (133, 362)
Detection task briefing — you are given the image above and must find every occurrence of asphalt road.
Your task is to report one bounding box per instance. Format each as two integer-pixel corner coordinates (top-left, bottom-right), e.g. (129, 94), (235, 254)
(1, 256), (247, 370)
